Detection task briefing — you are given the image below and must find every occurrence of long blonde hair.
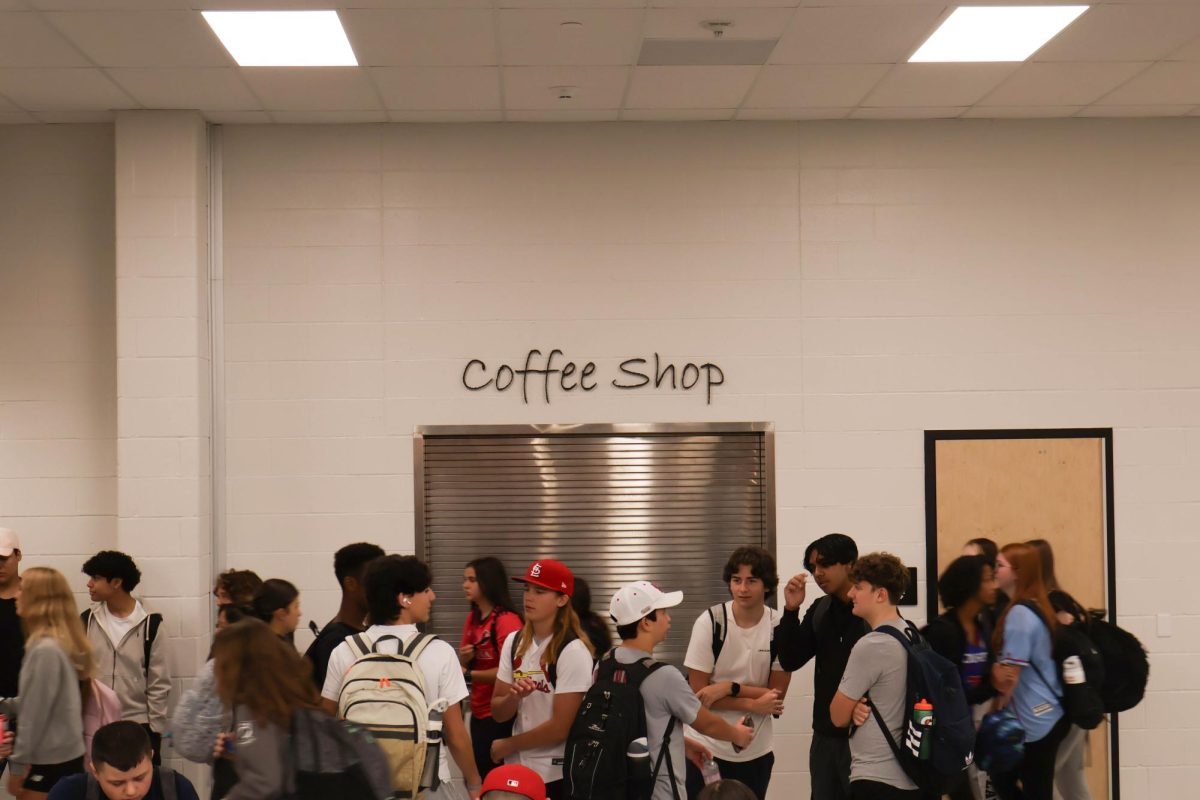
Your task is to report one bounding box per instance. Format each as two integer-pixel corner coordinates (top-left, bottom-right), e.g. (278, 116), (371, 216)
(514, 600), (593, 667)
(20, 566), (95, 691)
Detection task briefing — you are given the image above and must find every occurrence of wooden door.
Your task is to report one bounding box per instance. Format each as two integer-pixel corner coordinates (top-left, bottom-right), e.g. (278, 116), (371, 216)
(931, 436), (1111, 799)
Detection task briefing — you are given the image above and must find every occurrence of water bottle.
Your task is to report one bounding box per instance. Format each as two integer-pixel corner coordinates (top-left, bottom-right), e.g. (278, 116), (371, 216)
(1062, 655), (1086, 685)
(701, 756), (721, 786)
(912, 699), (934, 760)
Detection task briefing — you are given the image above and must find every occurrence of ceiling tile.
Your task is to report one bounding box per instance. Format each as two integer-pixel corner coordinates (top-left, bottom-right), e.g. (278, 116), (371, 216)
(1094, 62), (1200, 106)
(961, 105), (1081, 119)
(861, 63), (1018, 108)
(644, 7), (794, 40)
(508, 108), (620, 121)
(0, 93), (18, 111)
(499, 1), (644, 8)
(651, 0), (800, 7)
(341, 9), (497, 67)
(108, 68), (261, 110)
(31, 109), (115, 122)
(371, 67), (501, 111)
(850, 106), (964, 119)
(270, 110), (389, 123)
(388, 109), (503, 122)
(205, 110), (272, 124)
(503, 65), (627, 109)
(0, 110), (37, 123)
(1034, 4), (1200, 62)
(745, 64), (888, 108)
(498, 9), (644, 66)
(28, 1), (189, 8)
(771, 5), (945, 65)
(626, 65), (758, 108)
(46, 10), (231, 67)
(621, 108), (734, 120)
(737, 107), (850, 120)
(0, 12), (91, 67)
(1076, 104), (1193, 118)
(982, 62), (1151, 107)
(240, 68), (381, 111)
(0, 67), (134, 110)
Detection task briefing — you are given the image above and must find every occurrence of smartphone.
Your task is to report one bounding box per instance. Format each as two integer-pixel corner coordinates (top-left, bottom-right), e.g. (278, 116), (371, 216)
(731, 714), (754, 753)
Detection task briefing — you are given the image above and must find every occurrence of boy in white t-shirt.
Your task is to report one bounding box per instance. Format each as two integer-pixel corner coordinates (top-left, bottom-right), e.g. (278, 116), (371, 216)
(491, 560), (595, 800)
(683, 546), (790, 800)
(321, 555), (483, 800)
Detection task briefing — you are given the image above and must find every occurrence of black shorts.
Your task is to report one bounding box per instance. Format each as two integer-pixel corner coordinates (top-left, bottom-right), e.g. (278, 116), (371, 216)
(22, 756), (85, 792)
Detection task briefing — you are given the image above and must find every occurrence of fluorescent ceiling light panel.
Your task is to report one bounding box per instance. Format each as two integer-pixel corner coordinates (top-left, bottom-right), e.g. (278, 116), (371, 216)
(202, 10), (357, 67)
(910, 6), (1088, 63)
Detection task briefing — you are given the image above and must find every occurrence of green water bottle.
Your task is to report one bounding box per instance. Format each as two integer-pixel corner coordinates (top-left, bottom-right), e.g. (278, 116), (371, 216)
(913, 698), (934, 760)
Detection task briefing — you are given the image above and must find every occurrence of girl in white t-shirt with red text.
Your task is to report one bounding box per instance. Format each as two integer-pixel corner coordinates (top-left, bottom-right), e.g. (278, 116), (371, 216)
(491, 560), (595, 800)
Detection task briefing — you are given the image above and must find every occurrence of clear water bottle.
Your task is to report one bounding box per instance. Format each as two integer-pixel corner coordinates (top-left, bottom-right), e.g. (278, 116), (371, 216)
(701, 756), (721, 785)
(1062, 655), (1086, 685)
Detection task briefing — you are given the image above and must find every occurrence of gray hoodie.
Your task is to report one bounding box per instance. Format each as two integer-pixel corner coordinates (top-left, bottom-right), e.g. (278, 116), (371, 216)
(5, 637), (86, 770)
(225, 705), (290, 800)
(83, 600), (171, 732)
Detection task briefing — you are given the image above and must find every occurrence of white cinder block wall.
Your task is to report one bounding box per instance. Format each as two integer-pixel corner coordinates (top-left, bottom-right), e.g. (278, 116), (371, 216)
(2, 119), (1197, 799)
(221, 120), (1200, 798)
(0, 125), (117, 589)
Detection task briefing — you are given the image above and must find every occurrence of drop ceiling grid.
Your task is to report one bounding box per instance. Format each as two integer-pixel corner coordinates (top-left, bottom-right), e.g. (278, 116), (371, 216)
(0, 1), (1198, 122)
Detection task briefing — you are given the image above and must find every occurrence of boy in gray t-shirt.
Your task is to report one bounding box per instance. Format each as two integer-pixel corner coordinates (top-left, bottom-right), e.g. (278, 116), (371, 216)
(830, 554), (921, 800)
(609, 582), (753, 800)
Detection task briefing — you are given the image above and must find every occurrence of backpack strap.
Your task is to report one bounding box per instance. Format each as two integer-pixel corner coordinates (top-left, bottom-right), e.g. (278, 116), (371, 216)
(708, 603), (727, 663)
(144, 613), (163, 679)
(371, 634), (404, 654)
(403, 632), (436, 660)
(649, 716), (681, 800)
(349, 633), (373, 658)
(546, 630), (578, 689)
(158, 767), (178, 800)
(1016, 601), (1065, 703)
(768, 607), (779, 667)
(866, 694), (923, 789)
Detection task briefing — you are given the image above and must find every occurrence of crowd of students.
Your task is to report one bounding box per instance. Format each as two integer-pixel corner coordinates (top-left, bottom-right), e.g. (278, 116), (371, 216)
(0, 522), (1102, 800)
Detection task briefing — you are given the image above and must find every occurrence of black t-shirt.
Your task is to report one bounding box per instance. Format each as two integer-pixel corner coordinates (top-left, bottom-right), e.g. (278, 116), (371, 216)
(0, 596), (23, 697)
(303, 620), (363, 690)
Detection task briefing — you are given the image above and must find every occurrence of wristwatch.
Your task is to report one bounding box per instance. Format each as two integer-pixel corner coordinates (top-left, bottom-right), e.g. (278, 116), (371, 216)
(730, 681), (741, 697)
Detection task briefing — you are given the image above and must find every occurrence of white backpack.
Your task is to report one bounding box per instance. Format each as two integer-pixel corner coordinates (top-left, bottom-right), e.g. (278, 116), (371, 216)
(336, 633), (447, 800)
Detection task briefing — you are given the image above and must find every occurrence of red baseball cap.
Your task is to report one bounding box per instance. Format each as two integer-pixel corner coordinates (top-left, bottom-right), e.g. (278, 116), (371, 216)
(481, 765), (547, 800)
(513, 559), (574, 597)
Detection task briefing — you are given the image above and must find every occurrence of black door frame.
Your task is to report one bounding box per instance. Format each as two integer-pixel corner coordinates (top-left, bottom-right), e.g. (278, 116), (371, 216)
(923, 427), (1118, 800)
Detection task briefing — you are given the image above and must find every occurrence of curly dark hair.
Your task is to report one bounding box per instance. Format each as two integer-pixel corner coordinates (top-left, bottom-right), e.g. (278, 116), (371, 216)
(82, 550), (142, 593)
(937, 555), (989, 609)
(722, 545), (779, 600)
(849, 552), (909, 605)
(214, 569), (262, 607)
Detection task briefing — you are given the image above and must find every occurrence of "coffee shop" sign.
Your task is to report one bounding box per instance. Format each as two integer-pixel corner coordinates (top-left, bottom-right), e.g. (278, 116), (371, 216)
(463, 349), (725, 405)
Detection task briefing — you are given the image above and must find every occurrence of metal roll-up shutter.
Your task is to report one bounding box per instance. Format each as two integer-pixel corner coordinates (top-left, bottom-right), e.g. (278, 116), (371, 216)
(416, 423), (775, 666)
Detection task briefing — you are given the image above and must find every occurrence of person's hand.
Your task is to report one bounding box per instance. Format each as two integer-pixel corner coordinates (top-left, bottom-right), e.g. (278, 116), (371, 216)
(749, 689), (784, 717)
(683, 736), (713, 771)
(696, 682), (731, 708)
(458, 644), (475, 666)
(513, 677), (538, 698)
(467, 783), (482, 800)
(730, 721), (754, 751)
(784, 573), (808, 611)
(6, 766), (24, 798)
(213, 732), (235, 761)
(851, 697), (871, 727)
(992, 664), (1018, 694)
(0, 729), (13, 759)
(490, 737), (513, 763)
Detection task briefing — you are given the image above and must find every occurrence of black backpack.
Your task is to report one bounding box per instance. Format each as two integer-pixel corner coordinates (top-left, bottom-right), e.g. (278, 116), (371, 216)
(1019, 601), (1106, 730)
(564, 653), (678, 800)
(865, 621), (975, 794)
(1076, 607), (1149, 713)
(286, 707), (393, 800)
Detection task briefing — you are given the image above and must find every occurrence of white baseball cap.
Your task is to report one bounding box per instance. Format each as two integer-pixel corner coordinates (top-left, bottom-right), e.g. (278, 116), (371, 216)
(0, 528), (19, 557)
(609, 580), (684, 626)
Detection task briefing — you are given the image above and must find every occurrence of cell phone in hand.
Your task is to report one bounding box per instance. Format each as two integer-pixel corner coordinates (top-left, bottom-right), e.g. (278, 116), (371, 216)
(731, 715), (754, 753)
